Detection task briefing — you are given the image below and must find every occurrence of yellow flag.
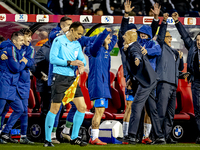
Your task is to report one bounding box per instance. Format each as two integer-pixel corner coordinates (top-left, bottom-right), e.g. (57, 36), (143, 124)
(62, 74), (80, 105)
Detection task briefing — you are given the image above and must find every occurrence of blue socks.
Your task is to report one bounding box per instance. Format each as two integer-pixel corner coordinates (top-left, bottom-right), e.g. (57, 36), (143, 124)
(45, 111), (56, 142)
(71, 110), (85, 140)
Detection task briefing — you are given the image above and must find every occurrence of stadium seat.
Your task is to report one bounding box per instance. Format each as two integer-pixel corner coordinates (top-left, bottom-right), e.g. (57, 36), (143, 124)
(78, 71), (93, 111)
(78, 71), (105, 119)
(28, 89), (37, 117)
(31, 76), (41, 112)
(5, 107), (13, 118)
(109, 72), (121, 110)
(104, 72), (124, 120)
(174, 63), (195, 120)
(114, 65), (126, 111)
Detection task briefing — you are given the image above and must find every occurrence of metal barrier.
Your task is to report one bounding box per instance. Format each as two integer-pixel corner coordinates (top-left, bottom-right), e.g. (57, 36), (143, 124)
(4, 0), (53, 14)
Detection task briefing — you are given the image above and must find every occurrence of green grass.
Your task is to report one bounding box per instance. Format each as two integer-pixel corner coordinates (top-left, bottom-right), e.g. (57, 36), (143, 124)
(1, 143), (200, 150)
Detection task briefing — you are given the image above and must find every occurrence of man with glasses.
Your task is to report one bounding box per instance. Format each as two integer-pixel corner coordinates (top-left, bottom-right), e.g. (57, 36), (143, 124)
(156, 13), (184, 144)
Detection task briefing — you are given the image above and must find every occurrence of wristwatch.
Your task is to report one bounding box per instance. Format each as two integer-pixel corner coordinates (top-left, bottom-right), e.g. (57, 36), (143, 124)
(67, 60), (71, 67)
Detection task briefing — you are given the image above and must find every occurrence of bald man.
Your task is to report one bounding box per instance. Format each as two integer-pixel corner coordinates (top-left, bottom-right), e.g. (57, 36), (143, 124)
(117, 30), (165, 145)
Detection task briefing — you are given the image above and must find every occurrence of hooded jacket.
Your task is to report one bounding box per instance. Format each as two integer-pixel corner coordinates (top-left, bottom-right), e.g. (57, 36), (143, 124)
(137, 25), (162, 71)
(85, 29), (117, 100)
(0, 39), (26, 100)
(118, 17), (160, 78)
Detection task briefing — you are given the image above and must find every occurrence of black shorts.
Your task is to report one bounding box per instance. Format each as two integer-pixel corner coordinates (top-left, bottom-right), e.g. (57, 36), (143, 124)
(51, 74), (83, 103)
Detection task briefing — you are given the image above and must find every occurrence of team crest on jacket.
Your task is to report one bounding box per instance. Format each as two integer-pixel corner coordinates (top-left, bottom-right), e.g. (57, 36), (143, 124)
(101, 100), (104, 105)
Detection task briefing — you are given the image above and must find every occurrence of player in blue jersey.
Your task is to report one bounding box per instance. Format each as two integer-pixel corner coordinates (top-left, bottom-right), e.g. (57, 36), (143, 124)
(85, 28), (118, 145)
(44, 22), (88, 147)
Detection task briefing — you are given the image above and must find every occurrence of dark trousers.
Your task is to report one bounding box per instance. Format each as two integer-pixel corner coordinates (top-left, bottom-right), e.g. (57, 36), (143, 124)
(128, 81), (164, 139)
(192, 81), (200, 136)
(40, 92), (51, 117)
(156, 82), (177, 139)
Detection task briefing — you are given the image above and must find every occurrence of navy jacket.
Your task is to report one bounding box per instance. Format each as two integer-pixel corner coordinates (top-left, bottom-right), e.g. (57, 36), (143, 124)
(125, 41), (158, 88)
(85, 29), (118, 100)
(175, 21), (198, 82)
(31, 41), (51, 93)
(17, 44), (35, 99)
(0, 40), (26, 100)
(156, 22), (184, 86)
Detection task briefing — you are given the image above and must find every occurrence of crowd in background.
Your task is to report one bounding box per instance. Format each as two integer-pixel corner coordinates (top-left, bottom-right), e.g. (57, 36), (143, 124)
(36, 0), (200, 17)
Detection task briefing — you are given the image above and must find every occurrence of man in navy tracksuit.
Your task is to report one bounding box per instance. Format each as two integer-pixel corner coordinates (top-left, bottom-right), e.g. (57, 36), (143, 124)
(0, 29), (35, 144)
(0, 31), (27, 144)
(117, 29), (165, 145)
(85, 28), (117, 145)
(17, 28), (35, 144)
(156, 13), (184, 144)
(172, 12), (200, 144)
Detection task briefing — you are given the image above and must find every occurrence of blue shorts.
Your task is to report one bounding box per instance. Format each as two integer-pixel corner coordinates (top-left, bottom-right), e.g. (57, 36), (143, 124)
(93, 98), (108, 108)
(126, 95), (134, 101)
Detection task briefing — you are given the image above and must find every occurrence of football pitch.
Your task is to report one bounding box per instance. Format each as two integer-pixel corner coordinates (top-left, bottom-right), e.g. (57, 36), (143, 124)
(1, 143), (200, 150)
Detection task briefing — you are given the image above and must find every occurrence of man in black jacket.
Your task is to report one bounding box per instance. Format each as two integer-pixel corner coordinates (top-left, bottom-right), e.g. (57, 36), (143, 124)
(172, 12), (200, 144)
(117, 30), (165, 145)
(156, 13), (184, 144)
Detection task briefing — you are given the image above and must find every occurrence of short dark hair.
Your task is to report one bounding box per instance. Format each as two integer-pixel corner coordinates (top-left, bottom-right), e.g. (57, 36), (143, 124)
(94, 8), (103, 14)
(11, 31), (24, 42)
(20, 28), (32, 35)
(69, 21), (85, 30)
(0, 35), (5, 43)
(60, 16), (72, 24)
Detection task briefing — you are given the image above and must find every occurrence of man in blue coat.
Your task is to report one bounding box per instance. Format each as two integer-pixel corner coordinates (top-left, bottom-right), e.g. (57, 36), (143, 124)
(0, 31), (27, 143)
(117, 30), (165, 145)
(172, 12), (200, 144)
(0, 28), (35, 144)
(85, 28), (117, 145)
(156, 13), (184, 144)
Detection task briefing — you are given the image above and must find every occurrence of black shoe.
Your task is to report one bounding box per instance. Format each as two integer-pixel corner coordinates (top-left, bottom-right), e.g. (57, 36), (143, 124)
(136, 138), (142, 143)
(150, 138), (166, 145)
(166, 137), (177, 144)
(43, 140), (54, 147)
(70, 137), (87, 146)
(117, 135), (136, 144)
(1, 133), (18, 143)
(196, 137), (200, 144)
